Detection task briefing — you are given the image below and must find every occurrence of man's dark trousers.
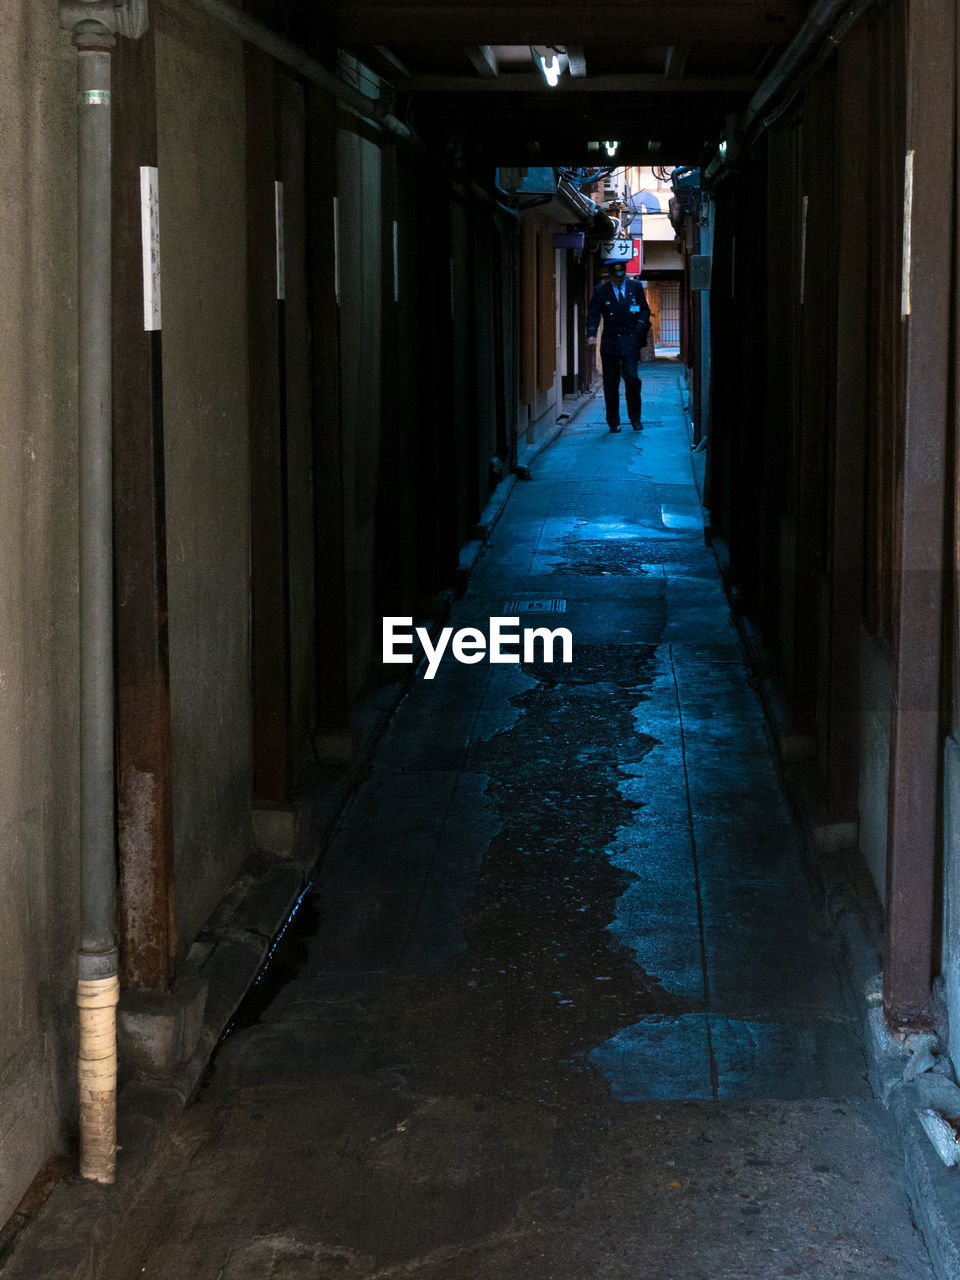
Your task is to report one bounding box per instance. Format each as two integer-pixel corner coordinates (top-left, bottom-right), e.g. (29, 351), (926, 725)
(602, 349), (642, 428)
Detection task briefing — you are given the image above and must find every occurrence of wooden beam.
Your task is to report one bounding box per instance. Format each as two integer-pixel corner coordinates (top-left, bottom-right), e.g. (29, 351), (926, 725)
(825, 23), (870, 820)
(405, 72), (755, 92)
(340, 44), (409, 83)
(566, 45), (587, 77)
(465, 44), (499, 77)
(373, 43), (411, 76)
(664, 45), (691, 78)
(336, 5), (802, 45)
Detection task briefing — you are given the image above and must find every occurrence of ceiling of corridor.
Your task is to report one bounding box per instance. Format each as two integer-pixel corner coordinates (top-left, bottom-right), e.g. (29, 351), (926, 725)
(332, 0), (808, 165)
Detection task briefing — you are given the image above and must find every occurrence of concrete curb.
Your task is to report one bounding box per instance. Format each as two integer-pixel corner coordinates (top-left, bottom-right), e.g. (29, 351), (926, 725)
(867, 1009), (960, 1280)
(516, 389), (598, 477)
(474, 472), (517, 543)
(460, 392), (598, 583)
(896, 1089), (960, 1279)
(459, 473), (518, 584)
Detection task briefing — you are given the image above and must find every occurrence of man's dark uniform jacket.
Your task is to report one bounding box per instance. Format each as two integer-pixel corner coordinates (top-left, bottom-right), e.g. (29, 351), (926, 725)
(586, 276), (652, 430)
(586, 276), (652, 352)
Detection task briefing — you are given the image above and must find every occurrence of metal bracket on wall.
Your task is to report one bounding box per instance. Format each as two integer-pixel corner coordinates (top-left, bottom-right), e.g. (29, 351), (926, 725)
(59, 0), (148, 40)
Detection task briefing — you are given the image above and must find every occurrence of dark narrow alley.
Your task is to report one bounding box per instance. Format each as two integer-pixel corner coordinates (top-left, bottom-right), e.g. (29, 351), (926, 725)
(4, 368), (932, 1278)
(11, 0), (960, 1274)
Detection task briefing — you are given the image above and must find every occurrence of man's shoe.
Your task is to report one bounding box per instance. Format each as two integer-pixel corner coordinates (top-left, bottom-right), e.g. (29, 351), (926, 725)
(608, 425), (622, 433)
(631, 421), (642, 431)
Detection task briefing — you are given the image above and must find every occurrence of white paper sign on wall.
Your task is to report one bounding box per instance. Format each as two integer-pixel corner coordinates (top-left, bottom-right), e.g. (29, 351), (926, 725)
(139, 166), (161, 331)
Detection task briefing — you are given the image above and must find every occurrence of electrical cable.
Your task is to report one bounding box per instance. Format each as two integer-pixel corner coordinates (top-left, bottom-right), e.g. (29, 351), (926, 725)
(554, 165), (615, 190)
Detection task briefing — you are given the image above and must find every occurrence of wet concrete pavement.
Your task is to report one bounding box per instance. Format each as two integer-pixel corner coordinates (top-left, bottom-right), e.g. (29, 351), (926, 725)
(4, 366), (933, 1278)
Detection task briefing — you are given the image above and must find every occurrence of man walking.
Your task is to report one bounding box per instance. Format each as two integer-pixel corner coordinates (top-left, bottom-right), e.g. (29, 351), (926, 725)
(587, 249), (651, 432)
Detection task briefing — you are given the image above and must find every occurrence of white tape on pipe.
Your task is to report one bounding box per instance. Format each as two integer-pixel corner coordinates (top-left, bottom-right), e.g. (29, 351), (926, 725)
(77, 974), (119, 1183)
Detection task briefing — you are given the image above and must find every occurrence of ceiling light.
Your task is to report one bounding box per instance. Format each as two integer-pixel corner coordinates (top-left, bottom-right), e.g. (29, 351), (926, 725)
(604, 140), (619, 157)
(530, 45), (565, 87)
(539, 54), (561, 86)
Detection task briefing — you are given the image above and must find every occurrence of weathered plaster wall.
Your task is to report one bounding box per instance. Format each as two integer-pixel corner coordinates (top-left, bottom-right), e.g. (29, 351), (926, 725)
(642, 242), (682, 271)
(0, 0), (82, 1223)
(156, 1), (252, 955)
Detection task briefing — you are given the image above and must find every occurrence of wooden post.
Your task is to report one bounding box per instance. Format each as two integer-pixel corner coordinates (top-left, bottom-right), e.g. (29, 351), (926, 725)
(246, 47), (294, 798)
(824, 27), (870, 818)
(306, 85), (352, 748)
(884, 0), (955, 1024)
(112, 25), (177, 992)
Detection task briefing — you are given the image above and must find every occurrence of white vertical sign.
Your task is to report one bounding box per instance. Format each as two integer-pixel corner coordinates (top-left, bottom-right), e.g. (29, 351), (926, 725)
(139, 166), (161, 331)
(275, 181), (285, 301)
(902, 150), (914, 318)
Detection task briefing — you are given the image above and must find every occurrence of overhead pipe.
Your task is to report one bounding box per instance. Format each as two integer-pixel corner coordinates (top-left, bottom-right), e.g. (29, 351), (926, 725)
(740, 0), (850, 135)
(185, 0), (411, 139)
(191, 0), (519, 217)
(704, 0), (866, 179)
(59, 0), (147, 1186)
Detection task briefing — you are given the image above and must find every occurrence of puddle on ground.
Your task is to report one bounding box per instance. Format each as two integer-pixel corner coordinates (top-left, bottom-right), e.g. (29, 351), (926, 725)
(363, 643), (698, 1106)
(209, 644), (731, 1110)
(541, 538), (655, 576)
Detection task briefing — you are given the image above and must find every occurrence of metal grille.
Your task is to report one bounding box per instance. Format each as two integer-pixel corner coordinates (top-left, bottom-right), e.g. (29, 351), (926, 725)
(659, 282), (680, 344)
(502, 599), (567, 614)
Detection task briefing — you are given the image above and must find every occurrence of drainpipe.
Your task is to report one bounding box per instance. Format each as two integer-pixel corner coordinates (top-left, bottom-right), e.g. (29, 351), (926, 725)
(739, 0), (850, 137)
(59, 0), (147, 1186)
(703, 0), (868, 179)
(185, 0), (412, 139)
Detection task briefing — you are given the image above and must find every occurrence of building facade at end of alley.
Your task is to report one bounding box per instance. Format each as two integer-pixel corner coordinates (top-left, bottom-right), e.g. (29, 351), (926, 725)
(5, 0), (960, 1241)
